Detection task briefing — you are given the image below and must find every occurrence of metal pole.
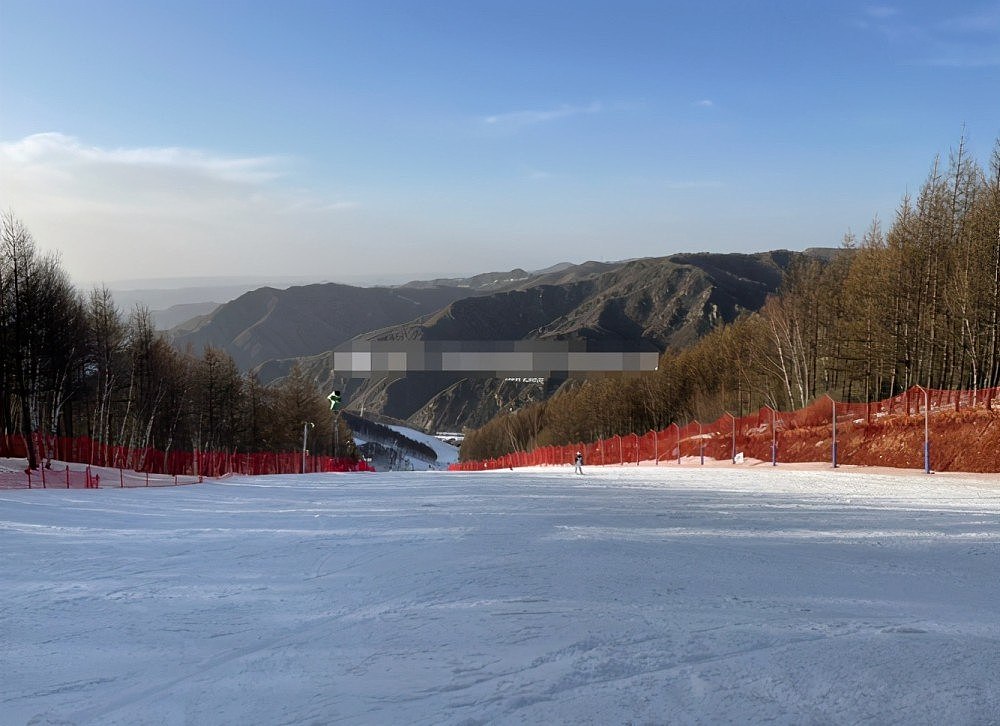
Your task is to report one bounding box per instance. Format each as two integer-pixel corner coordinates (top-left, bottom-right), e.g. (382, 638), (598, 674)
(922, 387), (930, 474)
(831, 396), (838, 468)
(302, 422), (313, 474)
(676, 423), (681, 466)
(729, 413), (736, 464)
(699, 421), (704, 465)
(771, 408), (777, 466)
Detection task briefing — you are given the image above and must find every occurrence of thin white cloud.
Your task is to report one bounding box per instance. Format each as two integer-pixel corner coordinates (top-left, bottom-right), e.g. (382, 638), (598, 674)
(923, 46), (1000, 67)
(694, 99), (714, 108)
(280, 196), (361, 213)
(2, 132), (287, 185)
(858, 5), (1000, 67)
(0, 133), (359, 282)
(865, 5), (899, 19)
(930, 6), (1000, 66)
(663, 180), (724, 190)
(942, 7), (1000, 33)
(481, 102), (603, 132)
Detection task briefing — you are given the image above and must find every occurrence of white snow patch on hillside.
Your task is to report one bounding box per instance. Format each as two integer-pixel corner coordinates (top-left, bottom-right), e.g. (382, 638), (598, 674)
(2, 466), (999, 725)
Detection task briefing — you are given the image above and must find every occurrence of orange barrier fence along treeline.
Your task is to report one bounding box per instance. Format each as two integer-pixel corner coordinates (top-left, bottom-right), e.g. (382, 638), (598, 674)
(451, 386), (1000, 474)
(1, 433), (374, 481)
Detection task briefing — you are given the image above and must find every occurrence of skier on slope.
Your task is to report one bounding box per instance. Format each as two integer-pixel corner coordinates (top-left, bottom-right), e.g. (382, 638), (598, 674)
(573, 450), (584, 474)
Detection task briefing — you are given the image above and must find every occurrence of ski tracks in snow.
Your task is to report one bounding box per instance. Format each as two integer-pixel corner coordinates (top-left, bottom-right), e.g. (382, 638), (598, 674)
(3, 468), (999, 725)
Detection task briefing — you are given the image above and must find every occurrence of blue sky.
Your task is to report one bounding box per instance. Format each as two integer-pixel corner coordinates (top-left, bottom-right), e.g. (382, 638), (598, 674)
(1, 1), (998, 286)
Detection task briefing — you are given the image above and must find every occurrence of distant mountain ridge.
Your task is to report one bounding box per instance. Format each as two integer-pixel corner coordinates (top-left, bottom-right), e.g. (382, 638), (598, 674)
(152, 301), (220, 330)
(399, 260), (621, 293)
(168, 283), (479, 370)
(346, 251), (796, 428)
(168, 261), (628, 369)
(167, 249), (823, 433)
(366, 251), (793, 349)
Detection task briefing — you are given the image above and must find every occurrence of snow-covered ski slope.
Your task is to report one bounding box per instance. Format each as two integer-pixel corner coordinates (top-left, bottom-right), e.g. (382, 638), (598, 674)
(2, 465), (998, 725)
(387, 424), (460, 467)
(352, 423), (458, 471)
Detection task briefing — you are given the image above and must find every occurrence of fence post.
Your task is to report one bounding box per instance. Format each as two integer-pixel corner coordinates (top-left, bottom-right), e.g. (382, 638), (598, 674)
(771, 407), (777, 466)
(698, 421), (704, 465)
(918, 386), (931, 474)
(829, 395), (838, 468)
(727, 412), (737, 464)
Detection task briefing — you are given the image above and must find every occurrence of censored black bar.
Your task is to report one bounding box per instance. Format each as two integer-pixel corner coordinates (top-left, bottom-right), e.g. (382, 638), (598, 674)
(330, 340), (660, 378)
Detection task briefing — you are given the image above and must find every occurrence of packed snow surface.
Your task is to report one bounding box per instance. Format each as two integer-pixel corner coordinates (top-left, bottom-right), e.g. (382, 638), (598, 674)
(2, 465), (999, 725)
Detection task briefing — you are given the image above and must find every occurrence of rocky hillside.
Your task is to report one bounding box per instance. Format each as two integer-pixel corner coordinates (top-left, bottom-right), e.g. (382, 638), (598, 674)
(167, 283), (477, 370)
(280, 250), (804, 433)
(167, 262), (627, 370)
(399, 260), (622, 292)
(400, 251), (793, 350)
(173, 250), (813, 434)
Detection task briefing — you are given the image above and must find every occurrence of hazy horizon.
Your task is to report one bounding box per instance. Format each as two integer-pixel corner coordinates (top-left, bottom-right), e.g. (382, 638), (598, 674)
(2, 1), (998, 285)
(91, 257), (579, 292)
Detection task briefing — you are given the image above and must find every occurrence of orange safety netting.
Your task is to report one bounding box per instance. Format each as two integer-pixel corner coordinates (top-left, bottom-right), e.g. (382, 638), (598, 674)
(0, 433), (375, 481)
(451, 385), (1000, 474)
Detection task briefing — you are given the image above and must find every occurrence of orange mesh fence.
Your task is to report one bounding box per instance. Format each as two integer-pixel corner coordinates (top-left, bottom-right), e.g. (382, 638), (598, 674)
(451, 385), (1000, 473)
(0, 465), (204, 490)
(0, 432), (375, 488)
